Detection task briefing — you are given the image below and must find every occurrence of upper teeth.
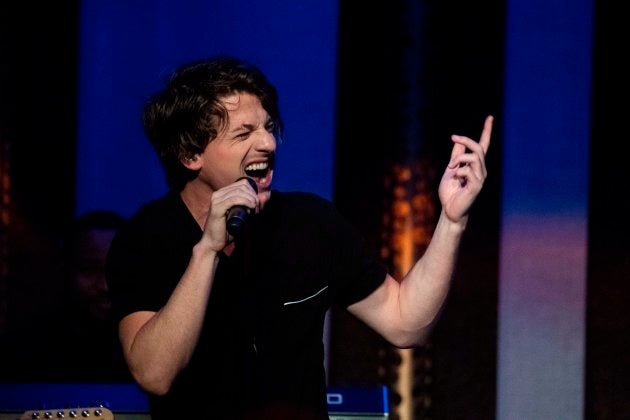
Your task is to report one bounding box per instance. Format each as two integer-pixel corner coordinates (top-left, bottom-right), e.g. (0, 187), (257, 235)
(245, 162), (268, 171)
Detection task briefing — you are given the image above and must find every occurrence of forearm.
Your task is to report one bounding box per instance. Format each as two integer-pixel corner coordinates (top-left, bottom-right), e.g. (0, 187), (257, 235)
(124, 240), (219, 395)
(397, 209), (467, 344)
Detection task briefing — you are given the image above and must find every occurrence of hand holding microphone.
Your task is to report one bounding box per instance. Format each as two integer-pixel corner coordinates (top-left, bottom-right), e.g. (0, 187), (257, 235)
(226, 177), (258, 238)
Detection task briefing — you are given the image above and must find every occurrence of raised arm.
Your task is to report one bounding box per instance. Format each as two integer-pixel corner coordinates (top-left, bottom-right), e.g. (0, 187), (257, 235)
(348, 115), (494, 347)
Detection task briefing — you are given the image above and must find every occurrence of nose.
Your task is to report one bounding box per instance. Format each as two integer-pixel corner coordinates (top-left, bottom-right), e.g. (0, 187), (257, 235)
(255, 129), (276, 151)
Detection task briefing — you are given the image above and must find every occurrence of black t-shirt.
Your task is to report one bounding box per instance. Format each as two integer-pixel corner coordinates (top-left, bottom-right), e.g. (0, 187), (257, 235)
(106, 190), (387, 419)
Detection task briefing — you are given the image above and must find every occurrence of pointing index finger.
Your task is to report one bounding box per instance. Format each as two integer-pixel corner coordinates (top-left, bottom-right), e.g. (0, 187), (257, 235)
(480, 115), (494, 154)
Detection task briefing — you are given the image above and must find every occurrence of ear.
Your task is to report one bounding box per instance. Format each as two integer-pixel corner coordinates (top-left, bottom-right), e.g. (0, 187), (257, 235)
(181, 155), (202, 170)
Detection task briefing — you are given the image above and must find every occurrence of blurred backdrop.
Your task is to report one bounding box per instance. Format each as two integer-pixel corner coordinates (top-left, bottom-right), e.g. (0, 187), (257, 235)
(0, 1), (627, 419)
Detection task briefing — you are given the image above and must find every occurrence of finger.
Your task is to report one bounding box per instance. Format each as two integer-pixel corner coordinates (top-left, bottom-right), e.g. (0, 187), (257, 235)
(230, 179), (259, 208)
(479, 115), (494, 155)
(455, 153), (487, 180)
(448, 139), (467, 169)
(236, 176), (258, 193)
(451, 134), (484, 155)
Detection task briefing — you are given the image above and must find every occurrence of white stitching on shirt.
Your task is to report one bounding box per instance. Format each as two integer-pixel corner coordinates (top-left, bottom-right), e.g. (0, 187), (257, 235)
(283, 285), (329, 306)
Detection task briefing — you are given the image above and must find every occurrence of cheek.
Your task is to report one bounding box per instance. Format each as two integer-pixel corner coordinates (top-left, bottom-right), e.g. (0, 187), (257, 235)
(204, 141), (243, 165)
(202, 143), (249, 184)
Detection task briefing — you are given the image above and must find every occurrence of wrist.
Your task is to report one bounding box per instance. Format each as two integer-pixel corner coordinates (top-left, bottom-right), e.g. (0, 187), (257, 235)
(438, 209), (468, 235)
(192, 236), (221, 260)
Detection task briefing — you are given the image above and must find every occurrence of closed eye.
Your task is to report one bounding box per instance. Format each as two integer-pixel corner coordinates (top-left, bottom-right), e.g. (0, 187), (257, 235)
(234, 130), (251, 140)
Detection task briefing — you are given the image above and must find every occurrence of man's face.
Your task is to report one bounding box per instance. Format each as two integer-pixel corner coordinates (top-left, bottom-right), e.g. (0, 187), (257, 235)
(197, 92), (276, 201)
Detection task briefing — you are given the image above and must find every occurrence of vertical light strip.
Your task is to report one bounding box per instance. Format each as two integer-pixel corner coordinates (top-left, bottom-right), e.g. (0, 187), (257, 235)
(396, 212), (415, 420)
(384, 162), (436, 420)
(390, 170), (416, 420)
(395, 2), (427, 417)
(497, 0), (593, 418)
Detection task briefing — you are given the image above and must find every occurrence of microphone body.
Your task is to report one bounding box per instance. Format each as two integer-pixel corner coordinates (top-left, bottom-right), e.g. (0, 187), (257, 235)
(226, 177), (258, 238)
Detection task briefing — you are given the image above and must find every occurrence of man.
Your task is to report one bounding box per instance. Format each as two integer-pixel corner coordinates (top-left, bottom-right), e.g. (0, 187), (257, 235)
(106, 56), (493, 419)
(59, 210), (131, 382)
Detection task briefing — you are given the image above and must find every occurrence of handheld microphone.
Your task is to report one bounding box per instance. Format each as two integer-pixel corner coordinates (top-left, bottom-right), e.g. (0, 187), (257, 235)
(226, 177), (258, 238)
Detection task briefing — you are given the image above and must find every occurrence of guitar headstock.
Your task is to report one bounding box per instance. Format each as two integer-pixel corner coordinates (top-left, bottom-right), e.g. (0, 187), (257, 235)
(20, 406), (114, 420)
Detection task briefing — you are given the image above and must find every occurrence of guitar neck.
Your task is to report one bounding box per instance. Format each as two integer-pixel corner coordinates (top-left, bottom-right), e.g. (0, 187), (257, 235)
(20, 406), (113, 420)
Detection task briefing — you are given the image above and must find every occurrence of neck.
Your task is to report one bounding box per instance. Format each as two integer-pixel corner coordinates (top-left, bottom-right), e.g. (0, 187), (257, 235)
(179, 183), (213, 229)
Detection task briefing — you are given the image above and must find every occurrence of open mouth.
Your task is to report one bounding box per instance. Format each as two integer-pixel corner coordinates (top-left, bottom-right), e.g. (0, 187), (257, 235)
(244, 156), (274, 180)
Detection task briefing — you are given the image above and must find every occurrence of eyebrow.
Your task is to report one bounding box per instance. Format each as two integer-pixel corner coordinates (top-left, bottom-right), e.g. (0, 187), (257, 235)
(230, 119), (271, 133)
(227, 123), (253, 135)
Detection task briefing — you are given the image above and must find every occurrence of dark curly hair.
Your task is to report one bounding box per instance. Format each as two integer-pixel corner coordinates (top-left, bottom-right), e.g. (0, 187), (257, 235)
(142, 56), (283, 191)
